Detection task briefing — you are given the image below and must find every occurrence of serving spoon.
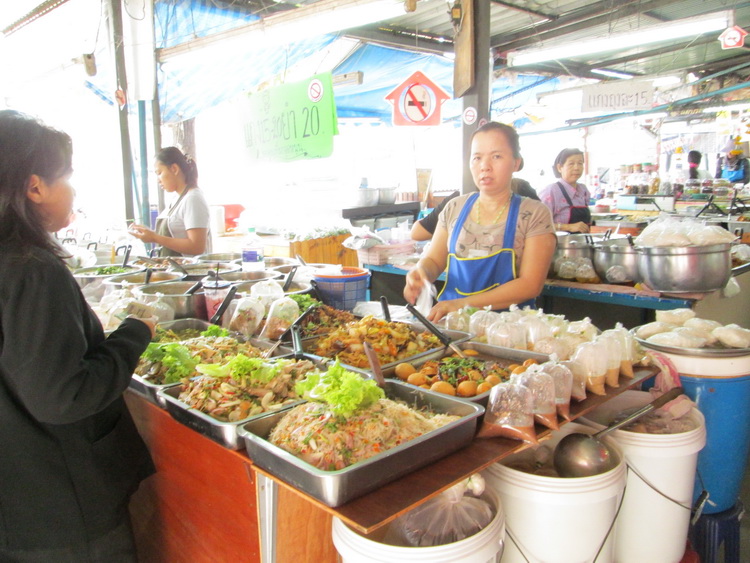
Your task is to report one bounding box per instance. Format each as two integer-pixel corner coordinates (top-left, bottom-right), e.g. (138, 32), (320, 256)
(362, 341), (386, 388)
(553, 387), (683, 478)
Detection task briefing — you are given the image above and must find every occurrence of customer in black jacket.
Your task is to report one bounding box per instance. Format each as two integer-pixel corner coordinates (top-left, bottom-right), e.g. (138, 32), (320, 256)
(0, 110), (155, 561)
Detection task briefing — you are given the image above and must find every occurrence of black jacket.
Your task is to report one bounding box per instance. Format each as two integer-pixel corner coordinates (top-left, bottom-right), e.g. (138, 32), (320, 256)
(0, 243), (153, 549)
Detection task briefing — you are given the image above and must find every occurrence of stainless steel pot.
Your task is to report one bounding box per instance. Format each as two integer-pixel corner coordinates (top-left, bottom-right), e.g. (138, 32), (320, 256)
(264, 256), (299, 269)
(207, 270), (282, 285)
(636, 243), (732, 293)
(135, 281), (208, 320)
(551, 234), (595, 274)
(195, 252), (242, 263)
(73, 265), (145, 289)
(234, 280), (311, 296)
(102, 270), (185, 294)
(270, 263), (328, 275)
(169, 262), (241, 280)
(593, 239), (641, 283)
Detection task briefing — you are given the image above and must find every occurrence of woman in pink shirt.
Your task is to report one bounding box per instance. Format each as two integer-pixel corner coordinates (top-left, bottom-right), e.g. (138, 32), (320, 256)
(539, 148), (592, 234)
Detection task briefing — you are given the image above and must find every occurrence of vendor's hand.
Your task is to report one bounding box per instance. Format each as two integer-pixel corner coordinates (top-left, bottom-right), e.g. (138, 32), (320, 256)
(427, 299), (465, 323)
(128, 224), (157, 244)
(404, 267), (427, 304)
(566, 221), (590, 233)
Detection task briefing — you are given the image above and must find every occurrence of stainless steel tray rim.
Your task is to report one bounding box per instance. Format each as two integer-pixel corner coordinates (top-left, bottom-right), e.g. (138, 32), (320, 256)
(635, 336), (750, 358)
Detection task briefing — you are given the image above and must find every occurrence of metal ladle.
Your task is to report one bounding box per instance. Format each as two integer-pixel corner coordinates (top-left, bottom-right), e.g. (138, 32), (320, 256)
(553, 387), (683, 478)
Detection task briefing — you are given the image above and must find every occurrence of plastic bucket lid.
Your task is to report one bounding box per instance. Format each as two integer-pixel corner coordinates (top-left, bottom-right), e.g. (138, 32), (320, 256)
(314, 266), (370, 279)
(649, 349), (750, 378)
(331, 487), (505, 563)
(483, 423), (625, 563)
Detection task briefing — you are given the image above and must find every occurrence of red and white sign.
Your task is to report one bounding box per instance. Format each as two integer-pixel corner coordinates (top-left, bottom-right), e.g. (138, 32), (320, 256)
(462, 107), (477, 125)
(307, 78), (324, 102)
(385, 71), (450, 126)
(719, 26), (748, 49)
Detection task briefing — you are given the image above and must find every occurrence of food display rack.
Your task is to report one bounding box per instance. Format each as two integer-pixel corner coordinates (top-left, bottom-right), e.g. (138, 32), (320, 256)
(126, 366), (658, 562)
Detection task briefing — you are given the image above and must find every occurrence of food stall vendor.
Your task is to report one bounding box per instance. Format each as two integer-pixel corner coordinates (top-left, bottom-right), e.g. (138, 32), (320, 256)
(539, 148), (592, 234)
(403, 122), (556, 321)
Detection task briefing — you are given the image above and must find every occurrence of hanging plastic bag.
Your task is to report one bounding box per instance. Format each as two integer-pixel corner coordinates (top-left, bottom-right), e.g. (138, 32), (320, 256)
(259, 296), (300, 340)
(476, 382), (537, 443)
(415, 283), (436, 318)
(391, 474), (494, 547)
(228, 296), (265, 338)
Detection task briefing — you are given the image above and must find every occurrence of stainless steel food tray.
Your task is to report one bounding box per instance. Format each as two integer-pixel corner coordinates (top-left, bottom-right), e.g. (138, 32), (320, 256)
(382, 340), (550, 407)
(129, 318), (293, 407)
(302, 321), (470, 372)
(635, 335), (750, 358)
(238, 380), (484, 507)
(156, 354), (328, 449)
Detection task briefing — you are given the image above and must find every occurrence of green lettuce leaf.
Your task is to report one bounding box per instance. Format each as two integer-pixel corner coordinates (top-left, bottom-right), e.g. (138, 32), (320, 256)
(201, 325), (229, 338)
(295, 360), (384, 418)
(142, 342), (198, 384)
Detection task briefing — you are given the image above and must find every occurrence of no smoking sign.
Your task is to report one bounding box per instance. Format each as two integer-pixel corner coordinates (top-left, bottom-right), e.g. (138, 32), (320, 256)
(385, 71), (450, 126)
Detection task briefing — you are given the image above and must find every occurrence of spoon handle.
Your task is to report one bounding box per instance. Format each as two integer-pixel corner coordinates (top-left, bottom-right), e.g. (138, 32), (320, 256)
(594, 387), (683, 439)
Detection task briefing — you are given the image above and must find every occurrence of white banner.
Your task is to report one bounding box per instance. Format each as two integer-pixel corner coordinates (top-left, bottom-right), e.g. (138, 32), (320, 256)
(581, 80), (654, 113)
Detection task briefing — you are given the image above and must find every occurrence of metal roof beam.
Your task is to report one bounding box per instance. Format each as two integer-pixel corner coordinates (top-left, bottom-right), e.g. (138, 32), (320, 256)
(344, 25), (453, 55)
(488, 1), (557, 22)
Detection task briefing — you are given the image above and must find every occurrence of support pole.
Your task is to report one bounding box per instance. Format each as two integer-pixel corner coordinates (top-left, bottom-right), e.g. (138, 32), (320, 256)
(138, 100), (150, 227)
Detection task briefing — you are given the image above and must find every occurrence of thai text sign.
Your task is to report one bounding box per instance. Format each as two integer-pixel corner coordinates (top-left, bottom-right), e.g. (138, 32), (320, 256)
(242, 73), (338, 161)
(581, 80), (653, 113)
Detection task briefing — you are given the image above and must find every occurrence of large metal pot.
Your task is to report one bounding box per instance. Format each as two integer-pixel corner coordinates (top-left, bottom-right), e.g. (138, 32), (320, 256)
(216, 270), (283, 285)
(264, 256), (299, 269)
(593, 239), (641, 283)
(73, 265), (145, 289)
(195, 252), (242, 263)
(102, 270), (185, 295)
(135, 281), (208, 320)
(234, 280), (311, 296)
(551, 234), (596, 275)
(636, 243), (732, 293)
(169, 262), (241, 280)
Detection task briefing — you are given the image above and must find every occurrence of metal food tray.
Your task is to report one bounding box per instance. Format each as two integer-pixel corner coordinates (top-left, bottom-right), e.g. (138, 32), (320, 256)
(238, 380), (484, 507)
(156, 354), (329, 449)
(301, 321), (471, 372)
(381, 340), (550, 407)
(635, 335), (750, 358)
(129, 318), (293, 408)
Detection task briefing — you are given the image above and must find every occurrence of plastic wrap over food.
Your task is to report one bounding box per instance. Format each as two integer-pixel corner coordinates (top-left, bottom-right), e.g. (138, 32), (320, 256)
(686, 223), (737, 246)
(732, 244), (750, 263)
(249, 279), (284, 311)
(560, 359), (587, 402)
(444, 307), (471, 332)
(476, 382), (537, 443)
(469, 308), (503, 340)
(149, 293), (176, 323)
(634, 215), (692, 247)
(259, 297), (300, 340)
(392, 474), (494, 547)
(535, 361), (574, 420)
(575, 261), (599, 284)
(510, 370), (558, 430)
(675, 326), (716, 346)
(486, 321), (527, 350)
(602, 324), (634, 377)
(713, 324), (750, 348)
(605, 265), (629, 283)
(518, 315), (553, 347)
(646, 330), (706, 349)
(595, 333), (623, 388)
(532, 336), (573, 360)
(228, 296), (265, 338)
(635, 321), (678, 340)
(566, 317), (599, 341)
(557, 260), (578, 279)
(684, 317), (723, 333)
(655, 308), (696, 326)
(572, 341), (608, 395)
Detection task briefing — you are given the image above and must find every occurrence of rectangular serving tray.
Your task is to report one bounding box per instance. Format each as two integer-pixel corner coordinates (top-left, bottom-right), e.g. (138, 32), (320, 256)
(156, 354), (329, 449)
(238, 379), (484, 507)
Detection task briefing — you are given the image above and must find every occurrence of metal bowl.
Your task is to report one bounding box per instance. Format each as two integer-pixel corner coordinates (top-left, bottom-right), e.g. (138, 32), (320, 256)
(234, 280), (311, 296)
(264, 256), (299, 269)
(593, 239), (641, 283)
(102, 270), (185, 294)
(169, 262), (241, 280)
(135, 281), (208, 320)
(73, 265), (145, 289)
(195, 252), (242, 263)
(270, 263), (328, 275)
(206, 270), (283, 289)
(636, 243), (732, 293)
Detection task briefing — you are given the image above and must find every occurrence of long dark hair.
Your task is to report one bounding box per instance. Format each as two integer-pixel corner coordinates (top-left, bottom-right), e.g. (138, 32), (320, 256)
(553, 148), (584, 178)
(156, 146), (198, 188)
(687, 150), (702, 180)
(471, 121), (522, 159)
(0, 110), (73, 258)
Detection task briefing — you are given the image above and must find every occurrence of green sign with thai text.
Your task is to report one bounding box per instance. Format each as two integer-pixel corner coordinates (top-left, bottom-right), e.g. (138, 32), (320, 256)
(242, 73), (338, 162)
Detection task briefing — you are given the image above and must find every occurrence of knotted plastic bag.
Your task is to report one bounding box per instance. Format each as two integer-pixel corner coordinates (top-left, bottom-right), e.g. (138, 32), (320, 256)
(476, 382), (537, 443)
(486, 320), (527, 350)
(469, 308), (503, 341)
(444, 307), (471, 332)
(228, 296), (265, 338)
(249, 279), (284, 311)
(535, 360), (574, 420)
(259, 296), (300, 341)
(511, 370), (558, 430)
(392, 474), (494, 547)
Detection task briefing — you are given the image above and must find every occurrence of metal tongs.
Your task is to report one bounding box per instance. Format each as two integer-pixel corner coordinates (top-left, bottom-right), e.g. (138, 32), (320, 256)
(405, 303), (467, 358)
(362, 341), (386, 388)
(167, 258), (190, 276)
(209, 285), (237, 325)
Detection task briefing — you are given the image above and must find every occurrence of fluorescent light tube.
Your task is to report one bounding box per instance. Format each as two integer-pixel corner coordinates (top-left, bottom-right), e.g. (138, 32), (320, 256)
(508, 11), (730, 67)
(591, 68), (634, 79)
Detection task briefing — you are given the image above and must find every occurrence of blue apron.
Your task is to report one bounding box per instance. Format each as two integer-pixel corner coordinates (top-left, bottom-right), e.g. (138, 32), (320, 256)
(437, 192), (535, 309)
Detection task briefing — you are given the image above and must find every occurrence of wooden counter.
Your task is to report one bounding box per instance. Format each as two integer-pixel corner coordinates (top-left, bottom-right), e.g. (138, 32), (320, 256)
(126, 367), (657, 561)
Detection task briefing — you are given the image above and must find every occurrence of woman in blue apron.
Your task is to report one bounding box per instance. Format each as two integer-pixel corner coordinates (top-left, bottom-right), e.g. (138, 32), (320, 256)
(404, 122), (556, 322)
(538, 148), (592, 234)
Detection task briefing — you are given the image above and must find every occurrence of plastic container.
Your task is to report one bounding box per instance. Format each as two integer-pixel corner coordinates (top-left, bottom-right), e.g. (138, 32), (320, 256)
(331, 487), (505, 563)
(241, 227), (264, 272)
(580, 391), (706, 563)
(313, 267), (370, 311)
(484, 423), (626, 563)
(647, 350), (750, 514)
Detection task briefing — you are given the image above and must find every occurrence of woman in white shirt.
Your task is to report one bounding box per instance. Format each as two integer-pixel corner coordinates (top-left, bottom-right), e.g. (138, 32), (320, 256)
(129, 146), (211, 256)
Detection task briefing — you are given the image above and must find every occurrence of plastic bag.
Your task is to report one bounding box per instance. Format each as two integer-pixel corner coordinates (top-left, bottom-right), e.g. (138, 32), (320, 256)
(571, 341), (608, 395)
(148, 293), (175, 323)
(486, 320), (527, 350)
(556, 259), (578, 279)
(536, 361), (574, 420)
(532, 336), (573, 360)
(575, 261), (600, 284)
(595, 333), (623, 388)
(391, 474), (494, 547)
(634, 321), (678, 340)
(259, 297), (300, 340)
(510, 370), (558, 430)
(634, 215), (691, 247)
(601, 323), (635, 378)
(566, 317), (599, 341)
(476, 382), (537, 443)
(416, 283), (436, 318)
(731, 244), (750, 263)
(518, 315), (553, 348)
(444, 307), (471, 332)
(686, 223), (737, 246)
(468, 308), (502, 341)
(712, 324), (750, 348)
(250, 279), (284, 311)
(655, 307), (695, 325)
(723, 276), (741, 298)
(228, 296), (265, 338)
(560, 359), (587, 402)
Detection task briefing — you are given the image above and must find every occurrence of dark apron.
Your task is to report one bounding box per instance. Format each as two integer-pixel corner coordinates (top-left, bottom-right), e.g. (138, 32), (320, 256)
(437, 193), (535, 309)
(154, 188), (191, 257)
(557, 181), (592, 225)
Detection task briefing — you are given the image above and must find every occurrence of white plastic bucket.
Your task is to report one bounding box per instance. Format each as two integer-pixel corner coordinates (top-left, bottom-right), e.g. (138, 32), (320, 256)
(484, 423), (626, 563)
(579, 390), (706, 563)
(331, 487), (505, 563)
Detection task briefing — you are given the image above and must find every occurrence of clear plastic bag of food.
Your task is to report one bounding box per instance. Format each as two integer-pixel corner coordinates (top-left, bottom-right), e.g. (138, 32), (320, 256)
(571, 341), (608, 395)
(605, 264), (629, 283)
(560, 359), (587, 402)
(510, 370), (558, 430)
(259, 296), (300, 341)
(444, 307), (471, 332)
(635, 215), (691, 247)
(713, 323), (750, 349)
(148, 292), (175, 323)
(476, 382), (537, 443)
(575, 262), (599, 284)
(249, 279), (284, 311)
(655, 307), (695, 326)
(532, 336), (573, 360)
(536, 361), (574, 420)
(566, 316), (599, 341)
(601, 323), (635, 378)
(595, 333), (623, 388)
(468, 308), (502, 341)
(486, 320), (527, 350)
(557, 259), (578, 279)
(686, 223), (736, 246)
(390, 474), (494, 547)
(518, 315), (553, 348)
(228, 296), (265, 338)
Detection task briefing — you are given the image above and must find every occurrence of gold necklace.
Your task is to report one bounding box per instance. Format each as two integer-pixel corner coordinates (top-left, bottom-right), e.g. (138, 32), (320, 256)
(475, 195), (511, 225)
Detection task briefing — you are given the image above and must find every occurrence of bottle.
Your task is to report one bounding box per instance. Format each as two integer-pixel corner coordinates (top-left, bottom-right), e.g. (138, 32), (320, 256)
(241, 227), (264, 272)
